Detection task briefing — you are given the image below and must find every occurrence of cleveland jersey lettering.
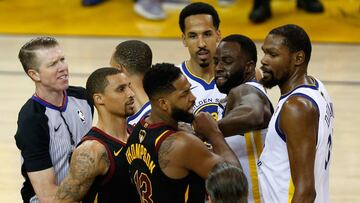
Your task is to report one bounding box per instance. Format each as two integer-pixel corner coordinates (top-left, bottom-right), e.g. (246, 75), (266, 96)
(126, 116), (205, 203)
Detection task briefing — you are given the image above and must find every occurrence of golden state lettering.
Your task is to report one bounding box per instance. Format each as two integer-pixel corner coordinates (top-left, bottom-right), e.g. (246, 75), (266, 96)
(126, 144), (156, 174)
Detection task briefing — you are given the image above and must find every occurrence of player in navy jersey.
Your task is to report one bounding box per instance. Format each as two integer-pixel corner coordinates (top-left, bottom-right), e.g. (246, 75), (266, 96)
(126, 63), (244, 203)
(15, 37), (93, 203)
(258, 24), (334, 203)
(110, 40), (152, 126)
(214, 34), (273, 203)
(55, 68), (139, 203)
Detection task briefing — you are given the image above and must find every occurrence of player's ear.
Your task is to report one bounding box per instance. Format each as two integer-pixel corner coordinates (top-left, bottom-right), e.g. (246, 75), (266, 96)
(245, 60), (255, 75)
(294, 51), (305, 65)
(157, 98), (169, 111)
(216, 30), (221, 43)
(27, 68), (40, 82)
(93, 93), (104, 105)
(182, 33), (187, 47)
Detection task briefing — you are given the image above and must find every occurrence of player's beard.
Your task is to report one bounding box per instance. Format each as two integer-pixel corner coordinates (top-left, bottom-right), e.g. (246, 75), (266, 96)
(171, 106), (195, 124)
(218, 70), (245, 94)
(199, 60), (209, 68)
(259, 69), (287, 89)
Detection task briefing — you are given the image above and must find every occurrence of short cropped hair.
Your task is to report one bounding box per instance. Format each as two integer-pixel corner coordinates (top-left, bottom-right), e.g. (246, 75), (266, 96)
(143, 63), (182, 100)
(206, 163), (248, 203)
(86, 67), (122, 105)
(179, 2), (220, 33)
(269, 24), (312, 64)
(221, 34), (257, 63)
(113, 40), (152, 75)
(18, 36), (59, 73)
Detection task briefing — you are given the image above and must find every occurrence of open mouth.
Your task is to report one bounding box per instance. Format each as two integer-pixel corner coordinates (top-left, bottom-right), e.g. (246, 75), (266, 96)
(215, 75), (227, 83)
(58, 75), (68, 80)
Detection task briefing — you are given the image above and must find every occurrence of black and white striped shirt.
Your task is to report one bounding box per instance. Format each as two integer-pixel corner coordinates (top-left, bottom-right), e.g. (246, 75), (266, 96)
(15, 86), (93, 203)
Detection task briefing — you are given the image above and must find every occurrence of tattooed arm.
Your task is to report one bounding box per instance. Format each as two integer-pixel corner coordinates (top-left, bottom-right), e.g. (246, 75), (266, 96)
(54, 140), (110, 203)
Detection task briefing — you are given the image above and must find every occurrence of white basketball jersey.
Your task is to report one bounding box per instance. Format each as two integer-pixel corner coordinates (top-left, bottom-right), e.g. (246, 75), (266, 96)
(127, 101), (151, 126)
(179, 62), (226, 120)
(258, 78), (334, 203)
(220, 81), (272, 203)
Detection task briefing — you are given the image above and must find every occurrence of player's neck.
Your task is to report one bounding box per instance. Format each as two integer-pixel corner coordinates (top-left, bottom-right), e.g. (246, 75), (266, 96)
(34, 87), (64, 107)
(280, 69), (311, 95)
(243, 73), (256, 83)
(129, 74), (149, 112)
(147, 109), (178, 129)
(186, 60), (214, 83)
(96, 113), (129, 143)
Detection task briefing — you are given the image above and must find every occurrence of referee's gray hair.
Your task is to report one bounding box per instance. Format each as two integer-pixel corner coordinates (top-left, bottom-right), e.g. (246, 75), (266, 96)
(206, 162), (248, 203)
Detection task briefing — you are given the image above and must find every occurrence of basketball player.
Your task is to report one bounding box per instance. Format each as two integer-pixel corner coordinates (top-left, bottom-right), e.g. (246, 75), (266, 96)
(178, 2), (225, 120)
(126, 63), (242, 203)
(54, 68), (139, 202)
(206, 162), (248, 203)
(214, 34), (273, 203)
(110, 40), (152, 126)
(258, 24), (334, 202)
(15, 37), (93, 203)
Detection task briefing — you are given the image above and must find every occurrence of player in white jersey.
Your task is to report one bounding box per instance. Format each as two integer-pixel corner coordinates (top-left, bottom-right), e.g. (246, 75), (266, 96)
(178, 2), (225, 119)
(110, 40), (153, 126)
(258, 24), (334, 203)
(214, 34), (273, 203)
(179, 62), (225, 119)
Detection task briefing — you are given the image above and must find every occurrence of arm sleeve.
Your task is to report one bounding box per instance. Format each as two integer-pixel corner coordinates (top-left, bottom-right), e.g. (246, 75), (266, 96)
(15, 112), (52, 172)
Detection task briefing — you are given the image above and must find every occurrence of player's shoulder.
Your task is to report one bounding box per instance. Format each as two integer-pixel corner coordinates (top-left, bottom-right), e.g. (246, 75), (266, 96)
(17, 98), (47, 125)
(282, 95), (319, 116)
(77, 139), (107, 155)
(66, 86), (87, 100)
(228, 82), (260, 98)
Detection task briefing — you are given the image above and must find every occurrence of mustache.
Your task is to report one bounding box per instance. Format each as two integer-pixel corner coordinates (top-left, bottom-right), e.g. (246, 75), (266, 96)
(196, 48), (209, 54)
(260, 65), (271, 73)
(125, 97), (134, 105)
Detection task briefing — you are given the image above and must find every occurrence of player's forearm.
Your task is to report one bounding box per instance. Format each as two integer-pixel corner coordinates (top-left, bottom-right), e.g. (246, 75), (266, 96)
(36, 186), (57, 203)
(208, 131), (241, 168)
(28, 168), (58, 203)
(54, 180), (83, 203)
(219, 110), (266, 137)
(291, 188), (316, 203)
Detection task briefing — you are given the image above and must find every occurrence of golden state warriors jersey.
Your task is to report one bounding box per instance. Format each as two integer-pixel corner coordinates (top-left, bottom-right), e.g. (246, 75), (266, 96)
(218, 81), (273, 203)
(179, 62), (226, 121)
(258, 78), (334, 203)
(127, 101), (151, 126)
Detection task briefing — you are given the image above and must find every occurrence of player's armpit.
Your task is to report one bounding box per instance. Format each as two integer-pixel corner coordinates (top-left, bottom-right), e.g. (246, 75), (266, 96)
(54, 140), (110, 203)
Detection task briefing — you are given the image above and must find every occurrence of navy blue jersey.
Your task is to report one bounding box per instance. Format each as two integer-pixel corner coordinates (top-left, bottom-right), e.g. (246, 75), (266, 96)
(126, 116), (205, 203)
(81, 127), (139, 203)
